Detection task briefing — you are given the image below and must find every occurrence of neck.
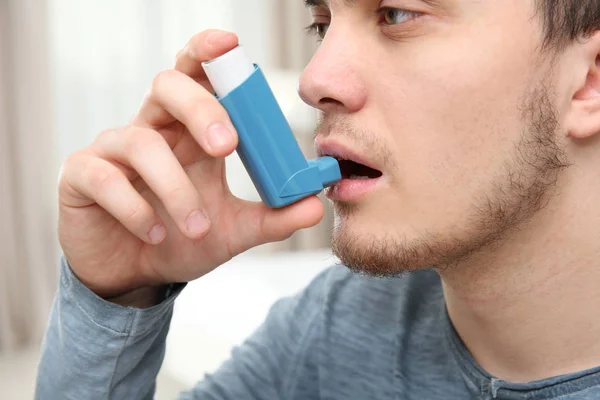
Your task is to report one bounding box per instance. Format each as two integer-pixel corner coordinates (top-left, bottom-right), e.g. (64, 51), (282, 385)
(440, 172), (600, 383)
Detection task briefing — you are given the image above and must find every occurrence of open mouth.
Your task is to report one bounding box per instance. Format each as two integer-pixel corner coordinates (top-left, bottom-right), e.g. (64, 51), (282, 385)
(336, 159), (383, 181)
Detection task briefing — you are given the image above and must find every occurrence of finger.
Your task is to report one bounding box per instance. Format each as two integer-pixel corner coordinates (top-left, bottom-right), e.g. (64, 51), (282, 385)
(92, 126), (211, 240)
(231, 196), (326, 253)
(132, 69), (238, 158)
(133, 30), (238, 129)
(62, 154), (167, 245)
(175, 30), (239, 83)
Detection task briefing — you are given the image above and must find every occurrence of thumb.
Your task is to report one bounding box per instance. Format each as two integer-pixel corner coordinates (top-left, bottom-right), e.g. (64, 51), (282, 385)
(234, 196), (326, 251)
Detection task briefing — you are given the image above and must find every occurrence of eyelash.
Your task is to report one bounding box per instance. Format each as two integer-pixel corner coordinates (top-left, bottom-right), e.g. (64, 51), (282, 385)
(305, 7), (423, 42)
(304, 23), (327, 42)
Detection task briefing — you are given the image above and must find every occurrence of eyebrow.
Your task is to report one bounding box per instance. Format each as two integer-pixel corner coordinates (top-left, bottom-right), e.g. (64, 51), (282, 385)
(304, 0), (356, 7)
(304, 0), (443, 8)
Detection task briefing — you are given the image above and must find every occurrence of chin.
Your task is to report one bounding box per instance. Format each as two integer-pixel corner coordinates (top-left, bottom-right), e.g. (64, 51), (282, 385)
(329, 200), (490, 278)
(330, 202), (425, 277)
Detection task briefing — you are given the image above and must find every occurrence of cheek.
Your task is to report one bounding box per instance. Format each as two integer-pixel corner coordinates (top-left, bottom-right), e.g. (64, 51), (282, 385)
(371, 19), (540, 216)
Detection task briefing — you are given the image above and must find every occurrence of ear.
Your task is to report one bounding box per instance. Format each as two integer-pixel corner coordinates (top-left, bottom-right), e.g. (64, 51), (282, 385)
(567, 32), (600, 139)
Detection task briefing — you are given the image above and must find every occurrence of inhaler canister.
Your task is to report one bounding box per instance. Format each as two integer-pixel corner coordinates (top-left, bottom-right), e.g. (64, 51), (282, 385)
(202, 46), (341, 208)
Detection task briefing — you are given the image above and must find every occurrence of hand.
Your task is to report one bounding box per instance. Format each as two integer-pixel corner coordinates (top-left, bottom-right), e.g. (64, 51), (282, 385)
(58, 30), (324, 302)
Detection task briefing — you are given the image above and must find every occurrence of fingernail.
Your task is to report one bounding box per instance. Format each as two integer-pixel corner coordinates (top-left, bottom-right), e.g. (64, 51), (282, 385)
(187, 211), (210, 235)
(206, 31), (230, 47)
(207, 123), (235, 152)
(149, 224), (166, 244)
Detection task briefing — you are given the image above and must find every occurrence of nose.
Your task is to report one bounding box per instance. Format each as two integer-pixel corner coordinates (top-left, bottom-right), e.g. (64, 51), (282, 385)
(298, 28), (367, 114)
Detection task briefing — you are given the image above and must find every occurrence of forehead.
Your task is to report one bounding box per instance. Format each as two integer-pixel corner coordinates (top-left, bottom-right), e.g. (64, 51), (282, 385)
(304, 0), (446, 8)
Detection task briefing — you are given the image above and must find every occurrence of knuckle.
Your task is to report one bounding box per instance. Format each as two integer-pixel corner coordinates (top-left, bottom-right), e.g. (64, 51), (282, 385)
(174, 47), (187, 64)
(150, 69), (179, 96)
(91, 128), (117, 148)
(182, 96), (222, 126)
(175, 31), (205, 63)
(59, 153), (78, 174)
(123, 201), (149, 224)
(58, 153), (80, 186)
(123, 126), (165, 157)
(165, 185), (186, 201)
(84, 161), (120, 196)
(97, 128), (115, 140)
(187, 33), (205, 54)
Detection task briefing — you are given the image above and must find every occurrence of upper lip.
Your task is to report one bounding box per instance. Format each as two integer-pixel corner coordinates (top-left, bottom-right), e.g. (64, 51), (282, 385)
(315, 139), (381, 173)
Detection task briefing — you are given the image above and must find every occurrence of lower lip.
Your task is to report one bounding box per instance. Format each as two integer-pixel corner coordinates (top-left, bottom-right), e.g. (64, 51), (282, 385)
(325, 177), (383, 201)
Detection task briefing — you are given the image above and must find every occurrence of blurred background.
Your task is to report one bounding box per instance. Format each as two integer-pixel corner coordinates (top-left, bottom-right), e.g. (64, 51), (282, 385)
(0, 0), (338, 398)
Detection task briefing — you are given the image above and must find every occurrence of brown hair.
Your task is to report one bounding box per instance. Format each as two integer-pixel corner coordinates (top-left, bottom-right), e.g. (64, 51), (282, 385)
(537, 0), (600, 49)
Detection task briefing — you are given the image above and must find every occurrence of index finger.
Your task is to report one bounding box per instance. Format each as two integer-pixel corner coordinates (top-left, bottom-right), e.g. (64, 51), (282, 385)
(175, 30), (239, 85)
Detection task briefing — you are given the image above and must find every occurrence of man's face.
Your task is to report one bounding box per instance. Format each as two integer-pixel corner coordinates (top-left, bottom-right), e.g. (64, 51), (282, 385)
(298, 0), (571, 275)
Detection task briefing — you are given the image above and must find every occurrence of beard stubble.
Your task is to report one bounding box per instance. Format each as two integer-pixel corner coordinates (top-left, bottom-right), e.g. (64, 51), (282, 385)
(328, 83), (571, 277)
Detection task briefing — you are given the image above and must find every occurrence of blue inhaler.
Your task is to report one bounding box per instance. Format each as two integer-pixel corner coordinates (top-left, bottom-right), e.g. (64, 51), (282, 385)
(202, 46), (341, 208)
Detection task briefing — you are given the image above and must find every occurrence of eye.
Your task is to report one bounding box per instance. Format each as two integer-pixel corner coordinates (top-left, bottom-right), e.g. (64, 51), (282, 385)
(305, 23), (330, 41)
(378, 7), (422, 25)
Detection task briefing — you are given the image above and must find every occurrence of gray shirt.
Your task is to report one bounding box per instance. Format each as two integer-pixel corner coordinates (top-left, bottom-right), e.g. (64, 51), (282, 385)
(35, 258), (600, 399)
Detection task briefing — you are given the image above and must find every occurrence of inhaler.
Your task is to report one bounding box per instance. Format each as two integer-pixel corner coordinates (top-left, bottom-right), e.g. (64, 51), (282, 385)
(202, 46), (341, 208)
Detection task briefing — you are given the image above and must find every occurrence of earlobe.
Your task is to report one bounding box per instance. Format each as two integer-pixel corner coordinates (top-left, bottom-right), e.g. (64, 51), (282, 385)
(568, 35), (600, 139)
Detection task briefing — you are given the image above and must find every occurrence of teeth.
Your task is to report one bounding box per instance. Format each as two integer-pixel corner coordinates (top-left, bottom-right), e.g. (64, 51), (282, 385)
(348, 174), (371, 180)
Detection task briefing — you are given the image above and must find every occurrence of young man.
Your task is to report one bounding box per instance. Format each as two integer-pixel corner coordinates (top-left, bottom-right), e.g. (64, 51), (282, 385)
(36, 0), (600, 399)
